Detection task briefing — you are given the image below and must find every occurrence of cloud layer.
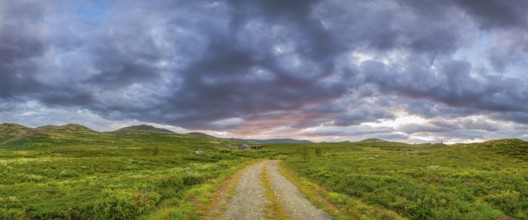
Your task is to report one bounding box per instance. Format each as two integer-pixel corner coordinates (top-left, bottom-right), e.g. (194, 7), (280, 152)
(1, 0), (527, 142)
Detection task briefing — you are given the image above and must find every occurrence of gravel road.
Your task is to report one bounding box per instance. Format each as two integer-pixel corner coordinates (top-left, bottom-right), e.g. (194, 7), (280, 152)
(266, 160), (332, 220)
(217, 160), (331, 220)
(219, 161), (267, 220)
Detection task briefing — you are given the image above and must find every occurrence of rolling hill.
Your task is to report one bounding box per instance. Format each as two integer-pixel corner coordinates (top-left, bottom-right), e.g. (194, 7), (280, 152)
(0, 123), (235, 150)
(188, 132), (312, 144)
(0, 123), (33, 144)
(187, 132), (216, 138)
(1, 122), (528, 219)
(113, 124), (174, 133)
(0, 123), (315, 151)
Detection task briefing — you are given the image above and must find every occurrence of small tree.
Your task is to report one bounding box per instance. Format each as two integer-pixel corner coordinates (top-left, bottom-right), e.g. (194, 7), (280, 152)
(152, 146), (159, 156)
(301, 146), (309, 163)
(315, 147), (322, 157)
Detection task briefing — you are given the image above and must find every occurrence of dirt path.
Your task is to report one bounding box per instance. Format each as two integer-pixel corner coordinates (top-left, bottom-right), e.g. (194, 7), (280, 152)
(214, 160), (331, 220)
(266, 160), (332, 220)
(219, 162), (267, 220)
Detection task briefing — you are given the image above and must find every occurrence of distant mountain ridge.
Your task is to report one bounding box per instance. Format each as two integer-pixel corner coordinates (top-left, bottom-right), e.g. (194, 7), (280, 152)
(483, 138), (526, 145)
(37, 124), (98, 133)
(360, 138), (388, 143)
(2, 123), (527, 147)
(114, 124), (174, 133)
(228, 138), (312, 144)
(187, 132), (216, 138)
(0, 123), (224, 150)
(186, 132), (311, 144)
(0, 123), (33, 144)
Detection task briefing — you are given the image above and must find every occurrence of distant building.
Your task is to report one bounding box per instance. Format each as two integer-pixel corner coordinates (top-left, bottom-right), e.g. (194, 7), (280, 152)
(195, 149), (203, 154)
(250, 145), (263, 150)
(238, 144), (250, 150)
(238, 144), (263, 150)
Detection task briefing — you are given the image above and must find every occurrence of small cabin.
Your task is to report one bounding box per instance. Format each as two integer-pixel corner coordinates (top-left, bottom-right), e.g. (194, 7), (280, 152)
(195, 149), (203, 154)
(238, 144), (250, 150)
(250, 145), (263, 150)
(238, 144), (263, 150)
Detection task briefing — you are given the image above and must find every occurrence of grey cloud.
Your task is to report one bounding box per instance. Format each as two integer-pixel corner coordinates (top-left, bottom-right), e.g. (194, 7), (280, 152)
(445, 130), (486, 140)
(402, 117), (502, 135)
(138, 0), (348, 128)
(399, 0), (528, 30)
(400, 123), (448, 135)
(453, 0), (528, 29)
(1, 0), (528, 141)
(0, 1), (48, 98)
(402, 99), (479, 119)
(301, 126), (394, 137)
(315, 0), (465, 56)
(38, 90), (94, 107)
(495, 112), (528, 124)
(362, 57), (528, 119)
(333, 109), (393, 126)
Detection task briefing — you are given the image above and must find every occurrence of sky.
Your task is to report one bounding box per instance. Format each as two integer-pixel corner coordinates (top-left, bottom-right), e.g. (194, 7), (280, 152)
(0, 0), (527, 143)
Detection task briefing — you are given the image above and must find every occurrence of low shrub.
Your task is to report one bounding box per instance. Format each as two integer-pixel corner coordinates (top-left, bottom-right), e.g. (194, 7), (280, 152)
(0, 208), (27, 220)
(58, 170), (79, 178)
(93, 189), (160, 220)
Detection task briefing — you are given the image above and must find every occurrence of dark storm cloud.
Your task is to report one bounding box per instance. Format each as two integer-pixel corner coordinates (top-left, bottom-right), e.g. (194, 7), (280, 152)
(333, 109), (391, 126)
(0, 1), (48, 98)
(402, 99), (479, 119)
(1, 0), (528, 140)
(399, 0), (528, 30)
(361, 58), (528, 116)
(496, 112), (528, 124)
(38, 90), (94, 107)
(301, 126), (394, 137)
(147, 0), (349, 128)
(228, 0), (338, 61)
(400, 123), (448, 135)
(453, 0), (528, 29)
(401, 117), (502, 135)
(306, 93), (396, 127)
(316, 0), (466, 56)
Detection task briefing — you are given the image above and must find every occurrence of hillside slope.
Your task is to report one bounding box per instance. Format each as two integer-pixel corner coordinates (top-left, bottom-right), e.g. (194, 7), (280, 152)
(113, 124), (174, 133)
(0, 123), (239, 151)
(0, 123), (33, 144)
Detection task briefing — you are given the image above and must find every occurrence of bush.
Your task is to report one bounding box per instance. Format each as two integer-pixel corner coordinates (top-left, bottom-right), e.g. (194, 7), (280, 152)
(58, 170), (79, 178)
(93, 189), (160, 220)
(0, 208), (27, 220)
(182, 173), (205, 186)
(157, 174), (184, 188)
(486, 190), (521, 216)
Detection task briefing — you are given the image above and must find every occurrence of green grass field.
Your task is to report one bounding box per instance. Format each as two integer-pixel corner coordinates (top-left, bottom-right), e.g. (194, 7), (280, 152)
(0, 124), (275, 219)
(1, 124), (527, 219)
(270, 139), (528, 219)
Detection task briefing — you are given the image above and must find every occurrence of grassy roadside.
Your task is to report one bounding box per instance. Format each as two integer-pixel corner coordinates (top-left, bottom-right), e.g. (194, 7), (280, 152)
(261, 164), (290, 220)
(277, 161), (406, 220)
(140, 159), (260, 220)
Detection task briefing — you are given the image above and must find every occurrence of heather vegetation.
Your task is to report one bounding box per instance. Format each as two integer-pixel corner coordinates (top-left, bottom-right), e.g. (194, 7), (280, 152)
(1, 123), (527, 219)
(0, 124), (273, 219)
(270, 139), (528, 219)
